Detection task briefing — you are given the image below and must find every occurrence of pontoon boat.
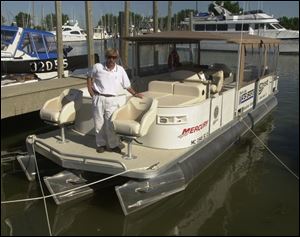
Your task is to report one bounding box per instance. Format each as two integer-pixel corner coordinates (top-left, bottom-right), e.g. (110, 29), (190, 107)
(17, 31), (280, 215)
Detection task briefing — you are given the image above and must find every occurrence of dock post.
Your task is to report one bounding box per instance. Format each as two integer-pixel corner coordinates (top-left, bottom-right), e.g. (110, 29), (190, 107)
(189, 11), (193, 31)
(153, 1), (159, 68)
(55, 1), (64, 79)
(85, 1), (95, 68)
(167, 1), (172, 31)
(153, 1), (158, 33)
(120, 1), (129, 68)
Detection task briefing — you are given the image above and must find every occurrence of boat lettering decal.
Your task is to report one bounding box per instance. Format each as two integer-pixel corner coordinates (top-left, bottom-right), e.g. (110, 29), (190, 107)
(30, 59), (68, 73)
(190, 132), (209, 145)
(239, 89), (254, 104)
(178, 120), (208, 138)
(258, 81), (269, 95)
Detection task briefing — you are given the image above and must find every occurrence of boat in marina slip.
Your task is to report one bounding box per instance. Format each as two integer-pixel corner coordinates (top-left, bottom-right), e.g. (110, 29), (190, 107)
(17, 31), (280, 216)
(180, 2), (298, 54)
(51, 20), (87, 42)
(93, 25), (112, 40)
(1, 25), (97, 87)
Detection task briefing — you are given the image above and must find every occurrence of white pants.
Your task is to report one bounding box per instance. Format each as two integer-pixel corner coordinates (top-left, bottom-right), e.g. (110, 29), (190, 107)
(92, 95), (126, 148)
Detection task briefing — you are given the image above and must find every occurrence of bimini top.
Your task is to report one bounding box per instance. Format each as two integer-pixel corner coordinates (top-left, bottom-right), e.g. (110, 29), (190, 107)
(123, 31), (281, 45)
(1, 25), (55, 36)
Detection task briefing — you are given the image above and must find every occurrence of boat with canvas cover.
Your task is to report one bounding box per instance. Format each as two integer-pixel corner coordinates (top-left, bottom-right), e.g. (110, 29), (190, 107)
(1, 25), (98, 86)
(17, 31), (280, 216)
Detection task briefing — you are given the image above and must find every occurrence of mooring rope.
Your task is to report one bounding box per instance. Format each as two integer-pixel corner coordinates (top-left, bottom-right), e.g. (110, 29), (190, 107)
(1, 145), (159, 236)
(1, 165), (157, 205)
(242, 119), (299, 180)
(31, 141), (53, 236)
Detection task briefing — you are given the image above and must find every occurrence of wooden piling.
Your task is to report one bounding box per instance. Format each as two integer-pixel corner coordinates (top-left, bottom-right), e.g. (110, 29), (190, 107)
(167, 1), (172, 31)
(55, 1), (64, 79)
(85, 1), (95, 68)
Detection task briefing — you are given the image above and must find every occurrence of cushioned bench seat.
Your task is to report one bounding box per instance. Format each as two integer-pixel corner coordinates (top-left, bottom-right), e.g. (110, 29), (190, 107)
(156, 94), (203, 106)
(142, 91), (171, 99)
(143, 80), (206, 107)
(148, 80), (179, 93)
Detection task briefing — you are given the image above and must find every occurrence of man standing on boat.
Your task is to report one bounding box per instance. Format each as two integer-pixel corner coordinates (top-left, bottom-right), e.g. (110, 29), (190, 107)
(168, 45), (181, 71)
(87, 48), (143, 153)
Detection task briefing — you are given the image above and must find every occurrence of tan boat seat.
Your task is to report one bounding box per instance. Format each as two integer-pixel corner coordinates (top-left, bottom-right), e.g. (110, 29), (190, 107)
(170, 70), (200, 82)
(111, 97), (158, 159)
(148, 80), (179, 93)
(40, 88), (83, 142)
(173, 82), (204, 97)
(142, 91), (171, 100)
(155, 94), (200, 106)
(210, 70), (224, 94)
(156, 83), (206, 106)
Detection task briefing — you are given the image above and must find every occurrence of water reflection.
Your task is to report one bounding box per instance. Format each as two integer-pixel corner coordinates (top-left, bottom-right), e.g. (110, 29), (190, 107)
(2, 115), (287, 236)
(122, 116), (276, 235)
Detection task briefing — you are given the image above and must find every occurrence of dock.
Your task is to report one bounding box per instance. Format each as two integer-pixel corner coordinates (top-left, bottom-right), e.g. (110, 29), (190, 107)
(1, 76), (87, 119)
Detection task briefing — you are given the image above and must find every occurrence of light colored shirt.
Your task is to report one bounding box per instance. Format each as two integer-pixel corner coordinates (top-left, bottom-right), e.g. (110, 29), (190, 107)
(88, 62), (131, 95)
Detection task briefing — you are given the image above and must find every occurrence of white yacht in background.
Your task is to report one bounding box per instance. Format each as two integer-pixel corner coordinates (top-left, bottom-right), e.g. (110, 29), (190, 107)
(93, 25), (111, 40)
(138, 18), (161, 35)
(51, 20), (87, 42)
(180, 2), (299, 53)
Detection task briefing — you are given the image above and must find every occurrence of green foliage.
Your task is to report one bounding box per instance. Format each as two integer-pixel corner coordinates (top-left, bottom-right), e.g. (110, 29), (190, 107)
(44, 14), (69, 31)
(177, 9), (196, 21)
(1, 15), (6, 24)
(10, 8), (299, 32)
(279, 16), (299, 30)
(15, 12), (31, 28)
(174, 9), (196, 29)
(209, 1), (243, 15)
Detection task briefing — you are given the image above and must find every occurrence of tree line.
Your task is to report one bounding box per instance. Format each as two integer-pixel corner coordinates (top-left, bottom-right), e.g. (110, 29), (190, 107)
(1, 9), (197, 32)
(1, 2), (298, 32)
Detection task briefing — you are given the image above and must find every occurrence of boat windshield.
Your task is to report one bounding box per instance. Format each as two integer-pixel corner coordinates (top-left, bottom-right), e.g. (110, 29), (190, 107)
(18, 31), (57, 58)
(31, 33), (47, 53)
(63, 27), (72, 31)
(1, 28), (17, 45)
(44, 35), (57, 53)
(20, 32), (34, 54)
(272, 23), (284, 29)
(266, 24), (276, 30)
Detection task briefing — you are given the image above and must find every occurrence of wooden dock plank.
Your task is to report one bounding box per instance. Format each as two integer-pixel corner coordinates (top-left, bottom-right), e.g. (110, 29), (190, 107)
(1, 76), (87, 119)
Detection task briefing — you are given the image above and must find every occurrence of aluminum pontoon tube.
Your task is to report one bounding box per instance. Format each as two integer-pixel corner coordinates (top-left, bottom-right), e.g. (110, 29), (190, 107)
(116, 95), (277, 215)
(178, 95), (278, 184)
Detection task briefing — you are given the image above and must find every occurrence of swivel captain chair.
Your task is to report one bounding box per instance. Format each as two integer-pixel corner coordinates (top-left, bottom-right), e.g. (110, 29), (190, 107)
(40, 88), (83, 143)
(111, 96), (158, 159)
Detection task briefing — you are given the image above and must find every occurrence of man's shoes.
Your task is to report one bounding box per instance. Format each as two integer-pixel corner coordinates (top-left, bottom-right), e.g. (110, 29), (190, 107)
(96, 146), (106, 153)
(111, 146), (122, 154)
(106, 146), (122, 154)
(118, 142), (125, 150)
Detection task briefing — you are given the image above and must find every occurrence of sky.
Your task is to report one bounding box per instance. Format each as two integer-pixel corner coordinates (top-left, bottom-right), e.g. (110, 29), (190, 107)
(1, 1), (299, 28)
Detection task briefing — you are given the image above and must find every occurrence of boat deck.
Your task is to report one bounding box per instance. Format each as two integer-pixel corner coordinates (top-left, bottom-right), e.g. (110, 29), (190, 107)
(1, 75), (86, 119)
(34, 126), (191, 179)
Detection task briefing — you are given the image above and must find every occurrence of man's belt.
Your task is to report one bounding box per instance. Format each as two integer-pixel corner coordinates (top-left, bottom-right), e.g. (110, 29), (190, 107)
(93, 90), (116, 97)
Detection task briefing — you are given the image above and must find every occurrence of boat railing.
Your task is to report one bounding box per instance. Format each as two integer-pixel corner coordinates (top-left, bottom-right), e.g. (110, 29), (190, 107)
(34, 140), (128, 171)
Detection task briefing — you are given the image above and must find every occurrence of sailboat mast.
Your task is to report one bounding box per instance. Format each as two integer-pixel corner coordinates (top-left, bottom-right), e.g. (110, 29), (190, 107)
(32, 1), (34, 28)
